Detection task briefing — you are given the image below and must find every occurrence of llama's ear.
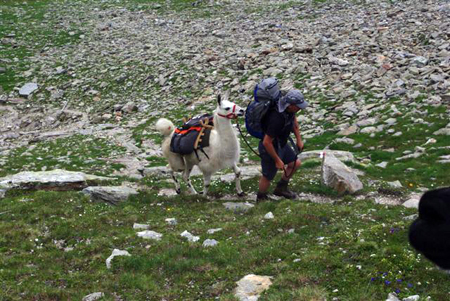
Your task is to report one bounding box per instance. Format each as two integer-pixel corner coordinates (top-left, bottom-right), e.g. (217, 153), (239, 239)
(217, 94), (221, 106)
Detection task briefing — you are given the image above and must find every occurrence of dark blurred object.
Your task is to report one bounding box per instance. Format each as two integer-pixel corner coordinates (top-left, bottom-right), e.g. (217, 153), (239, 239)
(409, 187), (450, 269)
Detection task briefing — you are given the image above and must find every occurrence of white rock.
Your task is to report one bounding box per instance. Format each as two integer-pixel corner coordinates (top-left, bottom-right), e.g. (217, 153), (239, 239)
(376, 162), (388, 168)
(402, 198), (420, 209)
(234, 274), (273, 301)
(386, 293), (400, 301)
(403, 295), (420, 301)
(180, 230), (200, 242)
(264, 212), (274, 219)
(387, 180), (402, 188)
(165, 218), (178, 225)
(137, 230), (162, 240)
(203, 239), (218, 247)
(82, 292), (105, 301)
(106, 249), (130, 269)
(207, 228), (223, 234)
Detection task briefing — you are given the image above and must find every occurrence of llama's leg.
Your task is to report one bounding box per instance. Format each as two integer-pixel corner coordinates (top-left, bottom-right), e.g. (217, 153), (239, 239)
(169, 169), (181, 194)
(202, 172), (212, 196)
(233, 163), (245, 196)
(182, 158), (197, 194)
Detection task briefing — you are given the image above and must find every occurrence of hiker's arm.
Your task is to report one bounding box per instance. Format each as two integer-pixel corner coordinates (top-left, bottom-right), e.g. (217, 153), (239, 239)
(262, 135), (284, 170)
(293, 117), (304, 151)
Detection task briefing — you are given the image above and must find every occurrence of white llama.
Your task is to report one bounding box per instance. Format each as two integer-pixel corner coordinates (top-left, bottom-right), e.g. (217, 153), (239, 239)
(155, 95), (245, 196)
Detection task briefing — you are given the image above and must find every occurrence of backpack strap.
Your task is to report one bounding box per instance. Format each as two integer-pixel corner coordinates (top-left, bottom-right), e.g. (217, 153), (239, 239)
(253, 84), (259, 102)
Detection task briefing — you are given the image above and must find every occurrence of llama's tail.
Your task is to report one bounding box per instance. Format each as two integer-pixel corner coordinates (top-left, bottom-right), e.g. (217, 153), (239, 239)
(155, 118), (175, 136)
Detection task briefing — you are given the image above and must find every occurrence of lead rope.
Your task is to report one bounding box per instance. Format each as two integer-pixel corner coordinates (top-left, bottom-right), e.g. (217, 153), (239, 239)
(236, 119), (261, 158)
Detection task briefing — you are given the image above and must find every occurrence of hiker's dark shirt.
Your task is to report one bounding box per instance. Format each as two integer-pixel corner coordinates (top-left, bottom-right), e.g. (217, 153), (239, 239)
(262, 108), (295, 148)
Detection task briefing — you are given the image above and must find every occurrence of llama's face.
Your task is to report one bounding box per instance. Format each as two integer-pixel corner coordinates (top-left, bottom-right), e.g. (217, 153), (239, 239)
(217, 95), (245, 119)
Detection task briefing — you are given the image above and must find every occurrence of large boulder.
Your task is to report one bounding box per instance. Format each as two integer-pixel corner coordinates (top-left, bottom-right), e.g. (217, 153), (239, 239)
(0, 169), (114, 191)
(234, 274), (273, 301)
(321, 154), (363, 195)
(82, 186), (138, 205)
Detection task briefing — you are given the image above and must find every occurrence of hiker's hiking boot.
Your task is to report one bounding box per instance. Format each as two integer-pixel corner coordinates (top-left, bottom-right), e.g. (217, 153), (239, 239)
(256, 192), (269, 203)
(273, 179), (297, 199)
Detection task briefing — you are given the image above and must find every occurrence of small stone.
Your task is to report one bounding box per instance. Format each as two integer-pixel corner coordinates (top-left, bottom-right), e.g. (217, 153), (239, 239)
(264, 212), (274, 219)
(82, 292), (105, 301)
(403, 199), (420, 209)
(180, 230), (199, 242)
(165, 218), (177, 225)
(203, 239), (218, 247)
(376, 162), (388, 169)
(106, 249), (131, 269)
(207, 228), (222, 234)
(133, 223), (150, 230)
(137, 230), (162, 240)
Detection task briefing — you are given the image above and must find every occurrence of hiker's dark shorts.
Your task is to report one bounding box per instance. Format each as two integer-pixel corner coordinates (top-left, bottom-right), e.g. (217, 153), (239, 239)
(258, 141), (297, 181)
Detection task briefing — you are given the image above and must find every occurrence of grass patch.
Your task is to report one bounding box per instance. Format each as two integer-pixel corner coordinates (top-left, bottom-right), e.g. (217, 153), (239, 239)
(1, 189), (449, 300)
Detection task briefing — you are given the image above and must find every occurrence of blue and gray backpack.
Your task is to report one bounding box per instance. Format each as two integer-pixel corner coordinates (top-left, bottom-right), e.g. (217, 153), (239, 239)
(245, 78), (281, 139)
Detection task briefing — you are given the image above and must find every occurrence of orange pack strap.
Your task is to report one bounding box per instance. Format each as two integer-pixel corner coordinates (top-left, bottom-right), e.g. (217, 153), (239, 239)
(174, 126), (203, 135)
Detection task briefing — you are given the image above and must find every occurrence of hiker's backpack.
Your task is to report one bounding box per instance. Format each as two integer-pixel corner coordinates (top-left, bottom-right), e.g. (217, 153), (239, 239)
(245, 77), (282, 139)
(170, 113), (214, 158)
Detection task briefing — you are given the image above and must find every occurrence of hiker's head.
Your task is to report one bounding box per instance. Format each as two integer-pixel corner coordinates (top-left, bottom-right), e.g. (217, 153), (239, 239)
(409, 187), (450, 270)
(278, 89), (308, 113)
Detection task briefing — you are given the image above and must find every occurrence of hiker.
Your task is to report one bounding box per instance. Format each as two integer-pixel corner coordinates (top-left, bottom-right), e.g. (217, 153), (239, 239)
(256, 89), (308, 202)
(409, 187), (450, 270)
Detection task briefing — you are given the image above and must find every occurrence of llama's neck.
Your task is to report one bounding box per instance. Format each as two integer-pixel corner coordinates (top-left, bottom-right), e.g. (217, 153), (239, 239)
(213, 114), (238, 148)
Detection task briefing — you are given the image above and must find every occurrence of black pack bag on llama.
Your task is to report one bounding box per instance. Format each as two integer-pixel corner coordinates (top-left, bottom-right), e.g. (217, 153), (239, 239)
(170, 113), (214, 156)
(245, 77), (282, 139)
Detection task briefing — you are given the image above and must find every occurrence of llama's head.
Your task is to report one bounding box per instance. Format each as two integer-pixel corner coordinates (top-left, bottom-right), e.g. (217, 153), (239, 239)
(216, 94), (245, 119)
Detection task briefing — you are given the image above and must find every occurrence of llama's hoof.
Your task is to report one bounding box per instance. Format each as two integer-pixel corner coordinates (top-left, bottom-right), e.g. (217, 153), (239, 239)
(237, 192), (246, 197)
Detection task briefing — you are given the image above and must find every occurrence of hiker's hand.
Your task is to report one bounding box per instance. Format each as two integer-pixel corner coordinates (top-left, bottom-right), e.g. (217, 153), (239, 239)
(297, 141), (304, 152)
(275, 159), (285, 170)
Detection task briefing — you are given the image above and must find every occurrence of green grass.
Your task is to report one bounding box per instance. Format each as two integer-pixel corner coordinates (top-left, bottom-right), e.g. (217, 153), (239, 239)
(0, 135), (127, 177)
(1, 188), (449, 300)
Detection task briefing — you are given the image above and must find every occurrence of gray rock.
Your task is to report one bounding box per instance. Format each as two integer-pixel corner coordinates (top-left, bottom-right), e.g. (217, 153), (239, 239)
(299, 150), (356, 163)
(334, 137), (355, 145)
(82, 186), (138, 205)
(337, 125), (358, 136)
(82, 292), (105, 301)
(133, 223), (150, 230)
(322, 155), (363, 195)
(19, 83), (38, 97)
(122, 101), (138, 113)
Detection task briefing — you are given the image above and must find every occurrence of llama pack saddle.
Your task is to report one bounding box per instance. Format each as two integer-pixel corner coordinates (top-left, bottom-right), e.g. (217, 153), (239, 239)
(170, 113), (214, 159)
